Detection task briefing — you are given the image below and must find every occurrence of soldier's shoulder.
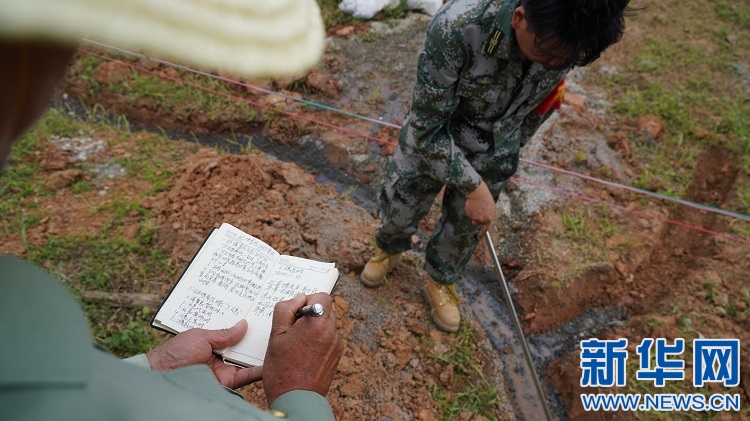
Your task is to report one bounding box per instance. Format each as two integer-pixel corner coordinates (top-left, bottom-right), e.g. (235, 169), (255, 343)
(435, 0), (506, 28)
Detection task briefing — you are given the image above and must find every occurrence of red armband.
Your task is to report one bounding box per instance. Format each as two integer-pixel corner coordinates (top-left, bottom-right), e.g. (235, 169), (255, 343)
(532, 78), (565, 115)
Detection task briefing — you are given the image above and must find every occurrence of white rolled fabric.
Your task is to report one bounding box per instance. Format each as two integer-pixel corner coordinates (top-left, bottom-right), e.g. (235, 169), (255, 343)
(0, 0), (325, 77)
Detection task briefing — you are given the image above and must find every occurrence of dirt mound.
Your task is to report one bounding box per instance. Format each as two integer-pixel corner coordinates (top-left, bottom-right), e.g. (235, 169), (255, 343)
(151, 150), (377, 273)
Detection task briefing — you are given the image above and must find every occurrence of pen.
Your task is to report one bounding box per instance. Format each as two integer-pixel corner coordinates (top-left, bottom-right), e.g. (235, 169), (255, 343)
(295, 303), (324, 318)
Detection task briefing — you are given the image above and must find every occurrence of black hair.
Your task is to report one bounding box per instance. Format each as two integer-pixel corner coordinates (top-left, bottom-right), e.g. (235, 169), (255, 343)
(520, 0), (640, 69)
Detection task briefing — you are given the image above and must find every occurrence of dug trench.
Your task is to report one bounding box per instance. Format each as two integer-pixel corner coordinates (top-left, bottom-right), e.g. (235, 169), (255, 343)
(530, 147), (748, 419)
(50, 17), (750, 421)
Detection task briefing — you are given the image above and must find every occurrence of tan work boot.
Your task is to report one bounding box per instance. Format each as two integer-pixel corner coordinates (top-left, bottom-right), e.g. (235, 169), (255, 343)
(422, 278), (460, 332)
(360, 248), (402, 287)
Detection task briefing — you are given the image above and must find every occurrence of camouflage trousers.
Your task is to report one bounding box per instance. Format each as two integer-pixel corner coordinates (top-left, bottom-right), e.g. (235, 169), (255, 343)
(375, 147), (508, 285)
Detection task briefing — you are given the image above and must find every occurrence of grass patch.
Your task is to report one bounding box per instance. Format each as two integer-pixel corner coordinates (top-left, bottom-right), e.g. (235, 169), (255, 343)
(115, 132), (193, 195)
(95, 196), (149, 230)
(114, 70), (261, 122)
(317, 0), (360, 27)
(23, 228), (173, 357)
(91, 307), (164, 357)
(316, 0), (411, 27)
(0, 109), (90, 235)
(597, 0), (749, 213)
(27, 106), (93, 139)
(73, 54), (262, 124)
(614, 84), (694, 138)
(713, 1), (750, 28)
(2, 105), (183, 358)
(553, 204), (619, 288)
(426, 322), (499, 419)
(26, 230), (173, 290)
(559, 204), (617, 245)
(221, 133), (259, 155)
(376, 0), (411, 20)
(70, 180), (92, 194)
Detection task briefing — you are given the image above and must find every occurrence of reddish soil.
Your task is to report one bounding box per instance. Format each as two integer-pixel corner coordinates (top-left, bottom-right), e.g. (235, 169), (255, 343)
(7, 11), (749, 421)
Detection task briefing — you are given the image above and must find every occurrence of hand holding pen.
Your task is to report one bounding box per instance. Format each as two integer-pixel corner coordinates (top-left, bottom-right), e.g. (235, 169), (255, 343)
(263, 292), (343, 405)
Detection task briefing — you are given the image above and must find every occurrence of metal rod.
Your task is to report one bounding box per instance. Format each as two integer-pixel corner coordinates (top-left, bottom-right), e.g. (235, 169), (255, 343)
(484, 231), (553, 421)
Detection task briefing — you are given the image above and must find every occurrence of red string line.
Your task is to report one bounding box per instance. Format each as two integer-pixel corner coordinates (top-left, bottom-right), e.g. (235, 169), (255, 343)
(76, 48), (750, 246)
(79, 49), (397, 147)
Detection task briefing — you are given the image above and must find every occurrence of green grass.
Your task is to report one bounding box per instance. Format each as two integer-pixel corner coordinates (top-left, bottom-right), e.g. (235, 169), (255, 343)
(713, 1), (750, 28)
(221, 133), (258, 155)
(25, 229), (175, 356)
(553, 204), (619, 288)
(426, 322), (500, 419)
(2, 105), (184, 357)
(608, 74), (743, 201)
(115, 132), (193, 195)
(559, 204), (617, 243)
(95, 196), (148, 228)
(574, 150), (589, 165)
(375, 0), (411, 20)
(613, 84), (694, 139)
(118, 71), (260, 121)
(594, 0), (750, 219)
(612, 83), (703, 198)
(91, 307), (163, 357)
(28, 106), (93, 139)
(73, 55), (262, 125)
(70, 180), (92, 194)
(116, 136), (173, 196)
(316, 0), (411, 27)
(317, 0), (360, 27)
(0, 109), (91, 236)
(429, 383), (499, 419)
(26, 229), (172, 289)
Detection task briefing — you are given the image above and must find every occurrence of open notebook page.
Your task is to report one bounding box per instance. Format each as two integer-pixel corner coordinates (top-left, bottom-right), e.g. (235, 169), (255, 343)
(221, 255), (337, 366)
(154, 223), (279, 332)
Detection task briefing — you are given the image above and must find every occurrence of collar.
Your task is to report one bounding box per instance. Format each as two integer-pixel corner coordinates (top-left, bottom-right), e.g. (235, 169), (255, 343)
(485, 0), (522, 77)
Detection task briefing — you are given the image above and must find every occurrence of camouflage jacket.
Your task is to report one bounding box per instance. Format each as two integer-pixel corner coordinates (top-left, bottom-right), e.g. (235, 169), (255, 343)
(399, 0), (567, 195)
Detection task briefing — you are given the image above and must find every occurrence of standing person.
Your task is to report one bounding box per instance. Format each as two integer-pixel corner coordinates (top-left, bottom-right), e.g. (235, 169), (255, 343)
(361, 0), (633, 332)
(1, 1), (343, 420)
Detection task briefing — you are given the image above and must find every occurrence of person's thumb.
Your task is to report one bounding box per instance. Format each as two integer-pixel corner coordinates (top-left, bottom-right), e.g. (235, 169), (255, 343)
(206, 319), (248, 350)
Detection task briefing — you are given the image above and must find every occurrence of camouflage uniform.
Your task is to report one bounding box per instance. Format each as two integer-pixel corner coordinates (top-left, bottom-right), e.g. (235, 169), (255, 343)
(375, 0), (567, 284)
